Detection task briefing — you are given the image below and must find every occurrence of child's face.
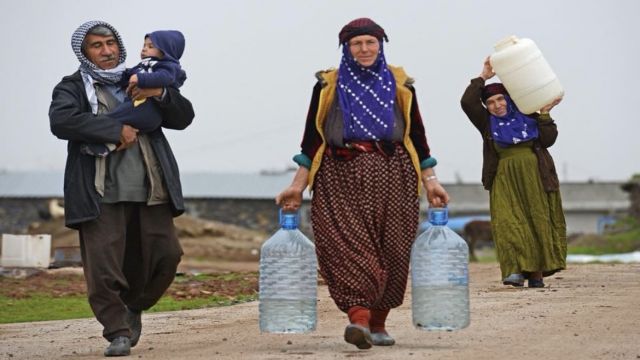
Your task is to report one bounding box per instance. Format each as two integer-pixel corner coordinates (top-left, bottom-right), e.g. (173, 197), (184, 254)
(141, 37), (163, 59)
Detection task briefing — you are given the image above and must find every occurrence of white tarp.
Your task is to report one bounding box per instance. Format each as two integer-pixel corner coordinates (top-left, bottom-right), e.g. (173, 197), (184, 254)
(567, 251), (640, 263)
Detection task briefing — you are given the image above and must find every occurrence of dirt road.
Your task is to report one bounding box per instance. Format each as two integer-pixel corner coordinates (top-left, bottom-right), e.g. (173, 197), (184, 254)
(1, 263), (638, 360)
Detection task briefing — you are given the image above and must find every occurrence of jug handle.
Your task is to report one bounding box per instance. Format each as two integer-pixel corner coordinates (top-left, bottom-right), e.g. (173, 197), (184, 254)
(427, 204), (448, 216)
(428, 204), (448, 210)
(279, 208), (300, 226)
(494, 35), (519, 51)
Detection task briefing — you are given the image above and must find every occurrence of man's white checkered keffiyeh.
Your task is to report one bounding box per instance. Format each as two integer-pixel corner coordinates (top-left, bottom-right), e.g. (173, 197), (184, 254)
(71, 20), (127, 85)
(71, 20), (127, 114)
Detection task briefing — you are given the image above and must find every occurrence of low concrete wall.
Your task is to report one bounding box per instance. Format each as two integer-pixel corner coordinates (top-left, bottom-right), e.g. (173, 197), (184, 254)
(0, 198), (54, 234)
(184, 198), (313, 236)
(0, 180), (630, 237)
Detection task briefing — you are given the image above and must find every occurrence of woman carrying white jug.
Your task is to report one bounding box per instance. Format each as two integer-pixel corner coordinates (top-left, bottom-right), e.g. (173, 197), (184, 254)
(460, 57), (567, 288)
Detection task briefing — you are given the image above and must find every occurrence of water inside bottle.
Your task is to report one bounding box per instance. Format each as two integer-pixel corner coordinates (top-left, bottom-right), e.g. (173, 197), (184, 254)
(412, 285), (470, 331)
(259, 299), (317, 333)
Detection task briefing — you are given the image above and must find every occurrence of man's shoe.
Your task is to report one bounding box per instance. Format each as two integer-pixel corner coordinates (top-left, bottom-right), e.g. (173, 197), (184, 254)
(104, 336), (131, 357)
(502, 273), (525, 287)
(528, 278), (545, 288)
(370, 331), (395, 346)
(344, 324), (372, 349)
(126, 308), (142, 347)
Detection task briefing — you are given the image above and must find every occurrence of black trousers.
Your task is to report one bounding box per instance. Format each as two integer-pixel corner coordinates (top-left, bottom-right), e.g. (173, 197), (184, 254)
(79, 203), (183, 340)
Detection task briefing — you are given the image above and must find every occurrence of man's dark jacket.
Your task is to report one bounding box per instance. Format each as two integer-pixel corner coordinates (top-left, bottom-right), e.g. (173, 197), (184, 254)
(49, 71), (195, 229)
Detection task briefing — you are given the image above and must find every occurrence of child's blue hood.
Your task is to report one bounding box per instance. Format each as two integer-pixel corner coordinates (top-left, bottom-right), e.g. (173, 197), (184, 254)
(146, 30), (185, 62)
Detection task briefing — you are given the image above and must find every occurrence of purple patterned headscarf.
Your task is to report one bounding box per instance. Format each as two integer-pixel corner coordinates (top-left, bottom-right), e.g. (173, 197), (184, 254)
(337, 40), (396, 141)
(489, 94), (539, 147)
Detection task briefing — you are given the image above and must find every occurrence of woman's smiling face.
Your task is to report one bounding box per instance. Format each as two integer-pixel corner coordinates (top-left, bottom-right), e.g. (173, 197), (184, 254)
(486, 94), (508, 117)
(348, 35), (380, 67)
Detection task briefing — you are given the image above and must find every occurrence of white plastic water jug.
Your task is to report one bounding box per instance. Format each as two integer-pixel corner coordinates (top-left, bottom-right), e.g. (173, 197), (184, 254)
(490, 35), (564, 114)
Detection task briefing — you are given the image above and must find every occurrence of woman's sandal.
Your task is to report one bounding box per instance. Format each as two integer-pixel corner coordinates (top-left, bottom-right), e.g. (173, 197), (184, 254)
(528, 278), (545, 288)
(370, 331), (395, 346)
(502, 273), (525, 287)
(344, 324), (373, 349)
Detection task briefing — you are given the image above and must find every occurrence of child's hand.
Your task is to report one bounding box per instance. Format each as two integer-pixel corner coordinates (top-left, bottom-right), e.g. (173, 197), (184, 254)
(126, 74), (139, 96)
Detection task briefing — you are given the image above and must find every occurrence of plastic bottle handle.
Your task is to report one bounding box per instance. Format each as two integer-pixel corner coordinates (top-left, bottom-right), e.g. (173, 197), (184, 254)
(279, 208), (300, 229)
(427, 205), (448, 225)
(494, 35), (519, 51)
(427, 204), (448, 213)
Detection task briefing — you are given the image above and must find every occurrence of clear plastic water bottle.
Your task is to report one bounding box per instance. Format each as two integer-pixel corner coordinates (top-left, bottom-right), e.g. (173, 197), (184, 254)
(259, 210), (317, 333)
(411, 206), (470, 331)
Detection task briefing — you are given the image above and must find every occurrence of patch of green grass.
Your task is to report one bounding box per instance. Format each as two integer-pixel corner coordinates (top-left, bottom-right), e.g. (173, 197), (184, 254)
(0, 271), (259, 324)
(216, 273), (249, 282)
(173, 272), (254, 283)
(148, 294), (257, 313)
(173, 273), (214, 283)
(606, 227), (640, 251)
(0, 293), (258, 324)
(568, 219), (640, 255)
(0, 294), (258, 324)
(567, 246), (604, 255)
(0, 294), (93, 323)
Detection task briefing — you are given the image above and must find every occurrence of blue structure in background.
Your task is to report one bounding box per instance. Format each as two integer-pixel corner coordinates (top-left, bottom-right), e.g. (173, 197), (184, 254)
(596, 215), (617, 234)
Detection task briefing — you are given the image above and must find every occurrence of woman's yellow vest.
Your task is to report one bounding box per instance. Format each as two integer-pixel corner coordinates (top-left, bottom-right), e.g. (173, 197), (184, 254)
(307, 65), (423, 193)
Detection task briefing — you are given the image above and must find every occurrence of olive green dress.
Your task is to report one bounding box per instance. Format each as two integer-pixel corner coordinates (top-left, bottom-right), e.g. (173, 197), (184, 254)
(490, 142), (567, 280)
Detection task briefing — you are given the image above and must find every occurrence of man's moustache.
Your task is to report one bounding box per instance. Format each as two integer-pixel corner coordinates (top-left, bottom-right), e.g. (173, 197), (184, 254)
(101, 55), (116, 62)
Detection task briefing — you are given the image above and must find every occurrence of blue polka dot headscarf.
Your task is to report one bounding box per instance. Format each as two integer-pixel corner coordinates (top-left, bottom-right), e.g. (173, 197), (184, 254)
(484, 84), (540, 147)
(337, 18), (396, 141)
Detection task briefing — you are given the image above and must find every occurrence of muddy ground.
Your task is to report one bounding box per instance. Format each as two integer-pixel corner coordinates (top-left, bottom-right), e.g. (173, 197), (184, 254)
(1, 263), (639, 360)
(1, 216), (639, 359)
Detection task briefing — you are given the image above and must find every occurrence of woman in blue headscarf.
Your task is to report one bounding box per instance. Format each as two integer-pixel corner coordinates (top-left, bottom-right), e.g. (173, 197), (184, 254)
(461, 57), (566, 288)
(276, 18), (449, 349)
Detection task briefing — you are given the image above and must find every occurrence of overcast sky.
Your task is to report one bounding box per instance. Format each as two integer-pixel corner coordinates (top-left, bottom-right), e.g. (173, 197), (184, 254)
(1, 0), (638, 183)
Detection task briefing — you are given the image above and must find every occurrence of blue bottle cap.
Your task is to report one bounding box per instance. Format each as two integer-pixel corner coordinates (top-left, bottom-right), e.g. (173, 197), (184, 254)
(279, 210), (299, 229)
(428, 207), (448, 225)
